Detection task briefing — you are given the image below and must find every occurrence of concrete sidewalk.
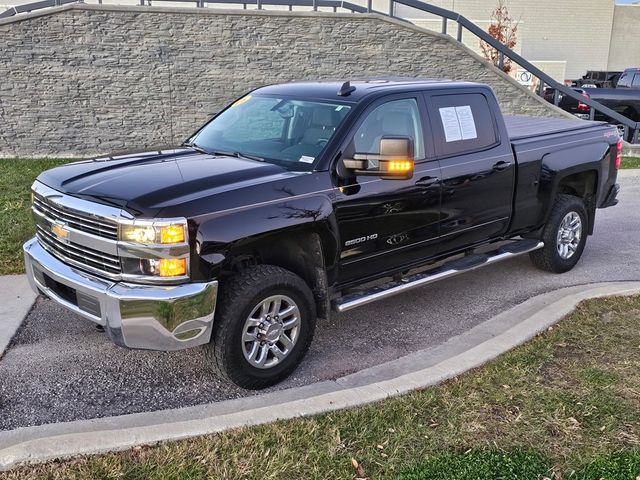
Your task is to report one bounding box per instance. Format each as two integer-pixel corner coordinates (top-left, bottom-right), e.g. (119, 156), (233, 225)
(0, 275), (37, 358)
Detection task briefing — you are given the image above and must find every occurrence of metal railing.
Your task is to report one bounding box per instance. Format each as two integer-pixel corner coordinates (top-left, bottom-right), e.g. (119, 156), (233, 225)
(0, 0), (368, 16)
(2, 0), (639, 142)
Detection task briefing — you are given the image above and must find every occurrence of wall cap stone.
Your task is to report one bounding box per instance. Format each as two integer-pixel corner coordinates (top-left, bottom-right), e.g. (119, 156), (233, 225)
(0, 3), (405, 25)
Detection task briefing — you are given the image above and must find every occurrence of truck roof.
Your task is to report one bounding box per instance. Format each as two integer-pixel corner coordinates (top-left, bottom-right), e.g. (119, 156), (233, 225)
(254, 79), (487, 102)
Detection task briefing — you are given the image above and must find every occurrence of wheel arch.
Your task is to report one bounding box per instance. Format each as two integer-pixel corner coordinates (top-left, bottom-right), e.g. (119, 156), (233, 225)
(553, 169), (598, 235)
(539, 140), (609, 236)
(195, 194), (340, 319)
(232, 229), (335, 320)
(619, 105), (640, 121)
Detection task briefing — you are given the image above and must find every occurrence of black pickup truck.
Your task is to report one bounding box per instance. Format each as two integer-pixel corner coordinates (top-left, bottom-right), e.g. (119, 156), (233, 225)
(584, 68), (640, 124)
(24, 79), (621, 389)
(547, 69), (640, 140)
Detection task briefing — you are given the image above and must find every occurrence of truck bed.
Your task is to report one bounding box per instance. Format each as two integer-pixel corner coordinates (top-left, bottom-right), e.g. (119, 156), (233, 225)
(505, 115), (607, 141)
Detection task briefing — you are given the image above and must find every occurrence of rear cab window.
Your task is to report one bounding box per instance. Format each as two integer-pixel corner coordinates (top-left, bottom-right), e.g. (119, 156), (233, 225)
(426, 92), (498, 158)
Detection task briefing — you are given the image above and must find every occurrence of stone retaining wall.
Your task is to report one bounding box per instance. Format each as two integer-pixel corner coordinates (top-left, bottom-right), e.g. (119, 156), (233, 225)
(0, 5), (568, 157)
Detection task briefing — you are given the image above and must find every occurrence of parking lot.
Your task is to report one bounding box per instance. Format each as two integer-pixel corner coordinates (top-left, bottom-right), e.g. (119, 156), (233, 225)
(1, 171), (639, 433)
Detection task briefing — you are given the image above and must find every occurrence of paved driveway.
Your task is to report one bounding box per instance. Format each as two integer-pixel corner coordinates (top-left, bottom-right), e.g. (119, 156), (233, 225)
(1, 171), (639, 431)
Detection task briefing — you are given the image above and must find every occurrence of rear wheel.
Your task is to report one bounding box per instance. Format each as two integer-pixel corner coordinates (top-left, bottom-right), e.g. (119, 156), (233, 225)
(205, 265), (316, 389)
(530, 194), (588, 273)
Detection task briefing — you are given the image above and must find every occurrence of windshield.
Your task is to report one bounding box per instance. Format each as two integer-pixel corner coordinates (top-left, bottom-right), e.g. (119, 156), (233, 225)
(188, 94), (352, 170)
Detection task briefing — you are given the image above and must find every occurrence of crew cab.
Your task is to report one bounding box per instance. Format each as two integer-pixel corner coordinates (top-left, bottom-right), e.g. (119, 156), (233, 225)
(23, 79), (621, 389)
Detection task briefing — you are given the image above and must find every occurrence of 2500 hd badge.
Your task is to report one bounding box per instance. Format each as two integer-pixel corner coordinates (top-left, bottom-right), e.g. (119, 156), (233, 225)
(345, 233), (379, 247)
(24, 79), (620, 389)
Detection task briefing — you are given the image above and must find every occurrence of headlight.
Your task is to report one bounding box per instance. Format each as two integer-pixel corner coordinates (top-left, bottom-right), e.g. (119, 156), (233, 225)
(118, 218), (190, 281)
(119, 220), (187, 245)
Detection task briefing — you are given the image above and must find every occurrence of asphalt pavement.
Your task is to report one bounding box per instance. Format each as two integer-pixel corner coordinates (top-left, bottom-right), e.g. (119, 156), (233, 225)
(1, 171), (638, 431)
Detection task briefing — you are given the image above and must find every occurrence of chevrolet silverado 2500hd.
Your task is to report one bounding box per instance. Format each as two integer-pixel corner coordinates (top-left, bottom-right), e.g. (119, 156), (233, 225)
(23, 79), (621, 389)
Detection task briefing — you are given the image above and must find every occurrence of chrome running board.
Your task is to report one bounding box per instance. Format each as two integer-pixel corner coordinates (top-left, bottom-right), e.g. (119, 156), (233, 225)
(333, 239), (544, 313)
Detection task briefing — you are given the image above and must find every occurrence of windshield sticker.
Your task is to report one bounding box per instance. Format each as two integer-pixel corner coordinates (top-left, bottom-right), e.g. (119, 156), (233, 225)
(299, 155), (315, 164)
(231, 95), (251, 108)
(438, 105), (478, 142)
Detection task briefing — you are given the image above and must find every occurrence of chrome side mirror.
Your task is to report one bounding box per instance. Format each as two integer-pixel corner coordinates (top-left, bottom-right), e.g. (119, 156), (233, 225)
(342, 136), (415, 180)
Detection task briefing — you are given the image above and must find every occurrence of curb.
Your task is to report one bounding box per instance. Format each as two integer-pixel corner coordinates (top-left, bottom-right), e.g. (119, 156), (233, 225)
(2, 280), (640, 471)
(623, 142), (640, 158)
(0, 275), (37, 359)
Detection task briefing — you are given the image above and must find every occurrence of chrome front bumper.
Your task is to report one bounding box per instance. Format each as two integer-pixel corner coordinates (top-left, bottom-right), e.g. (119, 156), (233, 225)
(23, 237), (218, 351)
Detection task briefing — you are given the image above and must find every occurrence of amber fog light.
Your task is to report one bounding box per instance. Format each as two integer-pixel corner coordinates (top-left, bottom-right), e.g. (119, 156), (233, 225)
(158, 258), (187, 277)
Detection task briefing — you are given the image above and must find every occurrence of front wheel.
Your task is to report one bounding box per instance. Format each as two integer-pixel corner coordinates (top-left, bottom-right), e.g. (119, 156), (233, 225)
(529, 194), (588, 273)
(205, 265), (316, 389)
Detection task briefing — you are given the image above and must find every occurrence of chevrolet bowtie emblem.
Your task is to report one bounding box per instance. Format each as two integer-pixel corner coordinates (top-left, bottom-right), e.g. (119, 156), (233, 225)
(51, 222), (70, 240)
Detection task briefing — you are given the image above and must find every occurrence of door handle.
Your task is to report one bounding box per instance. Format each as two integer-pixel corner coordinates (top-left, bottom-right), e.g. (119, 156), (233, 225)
(492, 160), (512, 171)
(416, 176), (439, 187)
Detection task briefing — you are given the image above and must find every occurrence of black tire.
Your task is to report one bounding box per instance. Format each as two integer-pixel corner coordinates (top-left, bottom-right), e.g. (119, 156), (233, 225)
(529, 194), (588, 273)
(205, 265), (316, 389)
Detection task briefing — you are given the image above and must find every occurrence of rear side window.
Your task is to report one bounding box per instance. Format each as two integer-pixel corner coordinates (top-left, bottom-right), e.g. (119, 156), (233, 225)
(618, 73), (631, 88)
(430, 93), (497, 157)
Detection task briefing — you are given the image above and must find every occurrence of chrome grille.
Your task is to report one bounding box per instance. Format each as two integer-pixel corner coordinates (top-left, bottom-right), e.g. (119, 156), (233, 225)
(30, 181), (189, 284)
(32, 193), (118, 240)
(32, 190), (122, 277)
(35, 224), (122, 276)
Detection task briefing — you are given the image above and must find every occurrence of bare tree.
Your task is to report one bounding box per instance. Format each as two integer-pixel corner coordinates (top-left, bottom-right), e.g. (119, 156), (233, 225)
(480, 0), (519, 74)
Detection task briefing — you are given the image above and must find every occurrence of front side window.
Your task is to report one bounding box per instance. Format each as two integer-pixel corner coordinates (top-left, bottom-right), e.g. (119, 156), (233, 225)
(632, 74), (640, 88)
(351, 98), (425, 160)
(189, 95), (352, 170)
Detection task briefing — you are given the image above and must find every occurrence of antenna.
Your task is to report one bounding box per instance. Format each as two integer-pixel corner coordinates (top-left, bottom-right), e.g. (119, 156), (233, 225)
(337, 81), (356, 97)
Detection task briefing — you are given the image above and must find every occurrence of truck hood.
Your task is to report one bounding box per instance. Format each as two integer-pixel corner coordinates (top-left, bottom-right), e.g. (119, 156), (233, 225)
(37, 149), (296, 217)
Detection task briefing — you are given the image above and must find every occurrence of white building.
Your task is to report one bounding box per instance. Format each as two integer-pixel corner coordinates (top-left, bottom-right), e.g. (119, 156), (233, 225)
(394, 0), (640, 81)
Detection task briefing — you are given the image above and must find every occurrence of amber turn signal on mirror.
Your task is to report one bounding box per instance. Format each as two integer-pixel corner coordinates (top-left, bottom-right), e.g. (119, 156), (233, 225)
(386, 160), (414, 173)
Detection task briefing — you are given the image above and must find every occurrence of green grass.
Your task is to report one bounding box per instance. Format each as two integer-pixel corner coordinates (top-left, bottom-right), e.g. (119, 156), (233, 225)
(394, 449), (551, 479)
(621, 156), (640, 169)
(575, 450), (640, 479)
(0, 158), (73, 274)
(3, 294), (640, 479)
